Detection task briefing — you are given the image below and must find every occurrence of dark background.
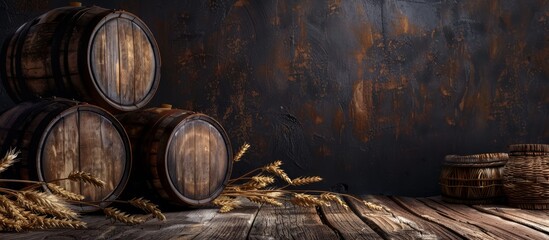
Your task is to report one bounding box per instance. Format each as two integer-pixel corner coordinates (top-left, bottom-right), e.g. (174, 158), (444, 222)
(1, 0), (548, 196)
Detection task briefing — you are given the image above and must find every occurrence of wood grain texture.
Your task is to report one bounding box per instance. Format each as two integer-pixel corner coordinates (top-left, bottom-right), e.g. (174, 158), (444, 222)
(423, 198), (549, 240)
(42, 112), (80, 196)
(393, 196), (500, 240)
(471, 205), (549, 235)
(374, 196), (462, 240)
(319, 202), (381, 239)
(192, 206), (259, 240)
(0, 208), (221, 240)
(347, 196), (437, 240)
(248, 204), (339, 240)
(195, 120), (210, 199)
(1, 195), (549, 239)
(168, 118), (230, 201)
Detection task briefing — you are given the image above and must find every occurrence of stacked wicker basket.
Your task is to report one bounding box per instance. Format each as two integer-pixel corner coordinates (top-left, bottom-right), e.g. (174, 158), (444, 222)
(441, 144), (549, 209)
(440, 153), (508, 204)
(0, 3), (232, 210)
(503, 144), (549, 209)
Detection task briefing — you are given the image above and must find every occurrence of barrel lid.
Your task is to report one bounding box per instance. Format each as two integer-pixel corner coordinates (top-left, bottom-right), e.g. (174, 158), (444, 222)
(35, 100), (131, 212)
(87, 9), (160, 112)
(164, 113), (232, 205)
(444, 153), (508, 167)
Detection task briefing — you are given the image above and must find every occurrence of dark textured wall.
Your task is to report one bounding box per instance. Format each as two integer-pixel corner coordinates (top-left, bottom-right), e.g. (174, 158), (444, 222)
(1, 0), (548, 196)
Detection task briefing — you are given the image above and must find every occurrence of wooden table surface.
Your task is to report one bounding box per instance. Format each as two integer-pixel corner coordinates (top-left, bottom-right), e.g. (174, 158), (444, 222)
(2, 195), (549, 240)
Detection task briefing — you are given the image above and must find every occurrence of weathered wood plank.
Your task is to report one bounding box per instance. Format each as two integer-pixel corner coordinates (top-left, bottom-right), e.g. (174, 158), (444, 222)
(248, 204), (339, 240)
(117, 18), (135, 105)
(191, 206), (259, 240)
(0, 208), (221, 240)
(373, 196), (462, 240)
(181, 122), (196, 199)
(100, 115), (126, 201)
(42, 116), (67, 189)
(392, 196), (496, 240)
(105, 18), (120, 103)
(91, 23), (107, 98)
(319, 201), (381, 239)
(347, 195), (437, 239)
(195, 121), (210, 199)
(48, 113), (80, 194)
(79, 111), (103, 202)
(421, 198), (549, 240)
(132, 21), (155, 103)
(471, 205), (549, 235)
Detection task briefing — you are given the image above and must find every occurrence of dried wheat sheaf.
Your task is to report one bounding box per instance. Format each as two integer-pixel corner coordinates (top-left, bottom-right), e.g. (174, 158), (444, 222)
(214, 143), (387, 213)
(0, 148), (165, 232)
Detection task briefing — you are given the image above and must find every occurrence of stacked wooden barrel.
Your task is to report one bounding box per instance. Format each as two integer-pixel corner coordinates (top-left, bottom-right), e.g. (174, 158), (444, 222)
(117, 105), (232, 206)
(0, 5), (161, 112)
(0, 99), (132, 212)
(0, 3), (232, 210)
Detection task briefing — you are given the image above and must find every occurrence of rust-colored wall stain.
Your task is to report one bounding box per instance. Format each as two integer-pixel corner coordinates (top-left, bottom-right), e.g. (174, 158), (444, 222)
(1, 0), (548, 196)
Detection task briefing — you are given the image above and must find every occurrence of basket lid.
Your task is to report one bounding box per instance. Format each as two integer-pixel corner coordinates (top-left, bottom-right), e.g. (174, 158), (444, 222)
(509, 144), (549, 153)
(444, 153), (508, 167)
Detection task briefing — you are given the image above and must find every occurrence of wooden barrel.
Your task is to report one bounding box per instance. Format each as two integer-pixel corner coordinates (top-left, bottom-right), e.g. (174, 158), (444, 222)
(117, 105), (232, 206)
(0, 98), (132, 212)
(440, 153), (508, 204)
(503, 144), (549, 209)
(0, 5), (160, 112)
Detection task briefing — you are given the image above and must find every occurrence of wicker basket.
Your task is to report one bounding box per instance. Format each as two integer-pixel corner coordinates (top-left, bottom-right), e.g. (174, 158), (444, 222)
(503, 144), (549, 209)
(440, 153), (508, 204)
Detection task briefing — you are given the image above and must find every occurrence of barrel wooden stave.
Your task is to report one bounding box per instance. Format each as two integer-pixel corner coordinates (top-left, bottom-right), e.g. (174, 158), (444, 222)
(117, 107), (232, 207)
(1, 6), (160, 112)
(0, 99), (131, 211)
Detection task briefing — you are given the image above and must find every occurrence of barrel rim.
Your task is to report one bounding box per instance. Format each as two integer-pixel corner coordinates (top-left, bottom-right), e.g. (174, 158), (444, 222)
(85, 10), (161, 112)
(163, 112), (233, 205)
(35, 100), (132, 212)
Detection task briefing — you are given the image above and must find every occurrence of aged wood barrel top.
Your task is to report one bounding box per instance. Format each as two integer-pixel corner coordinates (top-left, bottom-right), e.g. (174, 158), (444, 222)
(89, 11), (159, 109)
(167, 117), (229, 202)
(38, 105), (130, 206)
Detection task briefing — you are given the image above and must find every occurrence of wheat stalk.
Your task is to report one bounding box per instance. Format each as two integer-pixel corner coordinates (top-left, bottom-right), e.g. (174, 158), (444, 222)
(233, 142), (250, 162)
(264, 161), (292, 184)
(247, 196), (283, 206)
(320, 193), (349, 210)
(26, 213), (86, 229)
(0, 213), (24, 232)
(46, 183), (85, 201)
(216, 144), (387, 215)
(0, 149), (164, 231)
(104, 207), (146, 225)
(129, 197), (166, 221)
(291, 176), (322, 186)
(0, 148), (19, 174)
(16, 191), (78, 220)
(0, 195), (27, 221)
(291, 193), (329, 207)
(67, 171), (105, 187)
